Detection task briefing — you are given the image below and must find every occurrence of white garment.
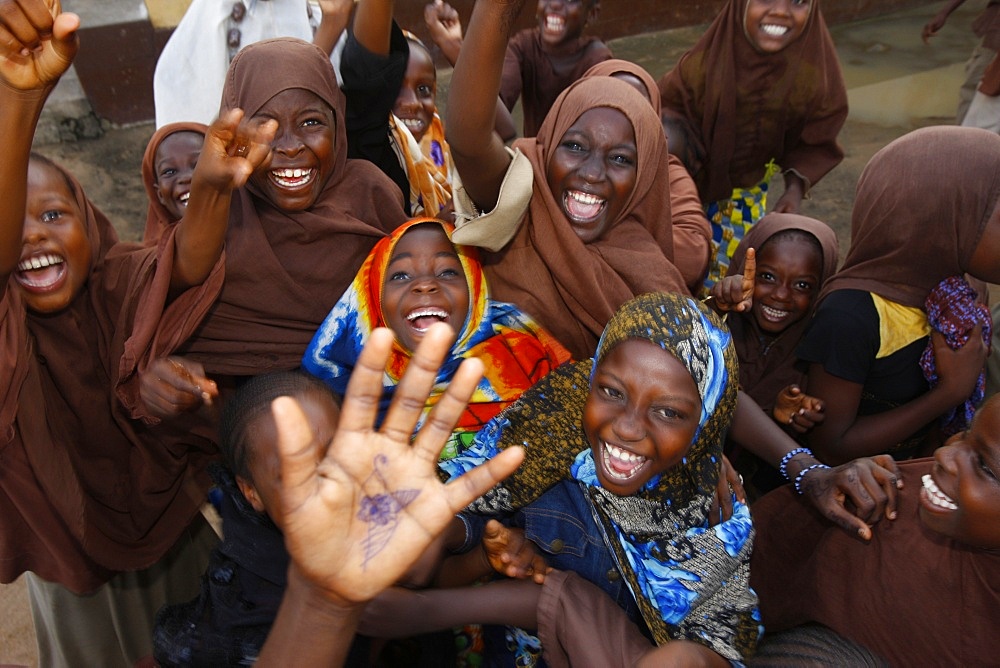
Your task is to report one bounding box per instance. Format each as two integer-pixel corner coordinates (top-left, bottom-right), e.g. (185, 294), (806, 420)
(154, 0), (315, 127)
(962, 89), (1000, 134)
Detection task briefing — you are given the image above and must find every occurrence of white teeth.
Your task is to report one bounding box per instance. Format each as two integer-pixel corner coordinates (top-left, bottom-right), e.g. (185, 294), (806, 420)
(922, 474), (958, 510)
(569, 191), (603, 206)
(17, 253), (63, 272)
(761, 24), (789, 37)
(271, 168), (315, 188)
(601, 442), (648, 480)
(179, 192), (190, 205)
(403, 119), (423, 130)
(545, 15), (564, 31)
(406, 309), (448, 322)
(761, 305), (789, 320)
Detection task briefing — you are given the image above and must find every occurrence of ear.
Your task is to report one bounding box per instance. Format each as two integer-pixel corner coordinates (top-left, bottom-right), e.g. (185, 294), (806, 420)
(236, 475), (268, 514)
(153, 182), (168, 207)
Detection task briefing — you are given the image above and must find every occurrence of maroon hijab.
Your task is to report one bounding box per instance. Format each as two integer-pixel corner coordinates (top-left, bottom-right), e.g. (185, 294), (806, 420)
(485, 77), (686, 360)
(820, 126), (1000, 308)
(658, 0), (847, 203)
(175, 38), (407, 375)
(725, 213), (838, 410)
(141, 121), (208, 245)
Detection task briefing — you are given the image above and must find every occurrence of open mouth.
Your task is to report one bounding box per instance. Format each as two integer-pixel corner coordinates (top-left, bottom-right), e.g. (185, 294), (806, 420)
(759, 304), (790, 322)
(760, 23), (790, 38)
(600, 441), (649, 482)
(563, 190), (606, 222)
(401, 118), (427, 134)
(544, 14), (566, 34)
(406, 307), (449, 333)
(921, 474), (958, 511)
(270, 168), (316, 190)
(14, 253), (66, 291)
(178, 191), (190, 207)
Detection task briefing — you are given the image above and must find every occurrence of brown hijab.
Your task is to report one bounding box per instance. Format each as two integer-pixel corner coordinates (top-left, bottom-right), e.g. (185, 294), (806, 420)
(485, 76), (686, 360)
(583, 59), (662, 115)
(175, 38), (407, 375)
(140, 121), (208, 245)
(819, 126), (1000, 309)
(658, 0), (847, 203)
(726, 213), (838, 410)
(1, 159), (222, 591)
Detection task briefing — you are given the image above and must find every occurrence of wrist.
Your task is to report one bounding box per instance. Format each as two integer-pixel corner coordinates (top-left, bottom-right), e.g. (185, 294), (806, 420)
(286, 564), (364, 617)
(794, 462), (831, 495)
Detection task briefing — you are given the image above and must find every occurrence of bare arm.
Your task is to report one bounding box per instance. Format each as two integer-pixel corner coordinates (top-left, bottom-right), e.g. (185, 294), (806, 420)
(313, 0), (354, 56)
(445, 0), (524, 210)
(923, 0), (968, 43)
(0, 1), (79, 289)
(352, 0), (393, 56)
(806, 329), (986, 463)
(169, 110), (275, 295)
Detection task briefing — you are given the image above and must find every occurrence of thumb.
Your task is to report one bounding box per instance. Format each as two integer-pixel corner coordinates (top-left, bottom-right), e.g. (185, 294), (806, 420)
(46, 12), (79, 65)
(484, 519), (504, 540)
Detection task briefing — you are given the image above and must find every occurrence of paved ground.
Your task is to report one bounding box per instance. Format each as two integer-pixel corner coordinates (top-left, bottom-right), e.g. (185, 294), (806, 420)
(0, 1), (983, 664)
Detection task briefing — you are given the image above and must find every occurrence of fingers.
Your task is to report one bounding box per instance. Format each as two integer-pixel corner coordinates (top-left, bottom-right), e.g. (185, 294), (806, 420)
(741, 247), (755, 290)
(0, 0), (55, 50)
(337, 327), (395, 434)
(382, 322), (456, 444)
(272, 395), (320, 514)
(445, 446), (524, 512)
(412, 355), (483, 464)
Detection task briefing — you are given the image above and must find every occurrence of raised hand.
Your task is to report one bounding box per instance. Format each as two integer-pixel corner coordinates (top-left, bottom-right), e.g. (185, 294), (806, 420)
(0, 0), (78, 90)
(272, 323), (525, 605)
(773, 384), (825, 433)
(482, 519), (551, 583)
(197, 108), (276, 192)
(141, 356), (218, 420)
(709, 247), (755, 313)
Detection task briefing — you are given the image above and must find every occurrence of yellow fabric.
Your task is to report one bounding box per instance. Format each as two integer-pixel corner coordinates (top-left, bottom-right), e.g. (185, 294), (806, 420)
(389, 112), (455, 216)
(871, 292), (929, 359)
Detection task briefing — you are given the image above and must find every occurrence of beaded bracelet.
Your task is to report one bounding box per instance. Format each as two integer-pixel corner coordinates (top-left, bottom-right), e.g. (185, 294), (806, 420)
(778, 447), (812, 481)
(794, 463), (831, 495)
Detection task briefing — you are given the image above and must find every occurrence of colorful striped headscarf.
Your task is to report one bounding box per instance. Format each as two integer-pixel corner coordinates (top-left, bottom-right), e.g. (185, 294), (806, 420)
(302, 218), (570, 459)
(441, 292), (760, 661)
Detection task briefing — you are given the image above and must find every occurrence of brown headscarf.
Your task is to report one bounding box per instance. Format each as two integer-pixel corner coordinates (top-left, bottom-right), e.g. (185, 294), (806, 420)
(484, 76), (686, 360)
(1, 159), (222, 592)
(140, 121), (208, 245)
(658, 0), (847, 203)
(751, 458), (1000, 666)
(819, 126), (1000, 309)
(174, 37), (408, 376)
(582, 59), (662, 115)
(726, 213), (838, 410)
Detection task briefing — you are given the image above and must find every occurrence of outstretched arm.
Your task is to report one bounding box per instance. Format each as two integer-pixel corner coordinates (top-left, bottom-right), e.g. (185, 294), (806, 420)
(923, 0), (967, 43)
(257, 324), (524, 665)
(169, 110), (275, 295)
(313, 0), (354, 56)
(0, 0), (79, 289)
(445, 0), (524, 210)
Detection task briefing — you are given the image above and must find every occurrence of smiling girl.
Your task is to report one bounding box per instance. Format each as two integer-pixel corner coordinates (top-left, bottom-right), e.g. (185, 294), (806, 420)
(658, 0), (847, 290)
(302, 218), (570, 460)
(446, 0), (687, 361)
(141, 122), (207, 245)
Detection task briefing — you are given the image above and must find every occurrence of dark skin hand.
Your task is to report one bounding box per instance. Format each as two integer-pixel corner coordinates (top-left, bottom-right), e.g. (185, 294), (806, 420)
(709, 248), (755, 313)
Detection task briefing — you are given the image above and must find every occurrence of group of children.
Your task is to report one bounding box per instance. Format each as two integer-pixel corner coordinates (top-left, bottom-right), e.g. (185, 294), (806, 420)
(2, 0), (998, 665)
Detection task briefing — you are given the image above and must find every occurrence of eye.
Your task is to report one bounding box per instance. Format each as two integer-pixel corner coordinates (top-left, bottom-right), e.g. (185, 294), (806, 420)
(417, 85), (434, 97)
(388, 271), (410, 282)
(40, 210), (63, 224)
(438, 268), (460, 279)
(599, 385), (624, 401)
(610, 152), (636, 167)
(757, 271), (776, 283)
(301, 116), (326, 128)
(560, 140), (585, 153)
(980, 454), (998, 480)
(653, 406), (683, 421)
(794, 280), (814, 291)
(160, 167), (177, 179)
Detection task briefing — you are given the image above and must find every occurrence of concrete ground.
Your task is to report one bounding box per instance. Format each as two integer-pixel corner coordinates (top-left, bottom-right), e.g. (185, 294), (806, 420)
(0, 1), (983, 664)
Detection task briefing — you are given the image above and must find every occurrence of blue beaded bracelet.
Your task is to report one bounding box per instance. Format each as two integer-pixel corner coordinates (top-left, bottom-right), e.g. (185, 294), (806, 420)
(794, 463), (831, 495)
(778, 447), (812, 481)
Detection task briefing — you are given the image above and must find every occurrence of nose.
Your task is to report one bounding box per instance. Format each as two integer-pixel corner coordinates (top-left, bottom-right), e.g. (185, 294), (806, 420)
(395, 87), (419, 113)
(934, 440), (961, 474)
(577, 153), (606, 183)
(411, 274), (440, 294)
(272, 124), (303, 156)
(771, 0), (792, 15)
(611, 406), (644, 442)
(772, 281), (792, 301)
(22, 217), (46, 244)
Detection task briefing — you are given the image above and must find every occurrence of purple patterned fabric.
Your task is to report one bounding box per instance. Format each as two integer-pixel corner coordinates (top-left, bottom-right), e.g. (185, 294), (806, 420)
(920, 276), (992, 435)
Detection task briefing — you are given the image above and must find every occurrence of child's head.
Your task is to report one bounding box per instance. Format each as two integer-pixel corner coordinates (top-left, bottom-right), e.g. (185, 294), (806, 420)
(152, 129), (204, 221)
(393, 36), (438, 144)
(751, 228), (823, 334)
(583, 292), (737, 497)
(15, 154), (98, 314)
(540, 78), (665, 244)
(223, 38), (345, 212)
(742, 0), (812, 54)
(220, 371), (340, 523)
(536, 0), (599, 50)
(380, 220), (471, 352)
(919, 393), (1000, 549)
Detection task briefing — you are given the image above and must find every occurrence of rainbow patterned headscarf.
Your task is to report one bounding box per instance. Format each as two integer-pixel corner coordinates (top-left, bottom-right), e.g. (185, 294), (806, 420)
(302, 218), (570, 459)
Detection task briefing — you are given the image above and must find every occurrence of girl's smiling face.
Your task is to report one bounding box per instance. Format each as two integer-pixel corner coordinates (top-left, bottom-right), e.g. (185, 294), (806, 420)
(381, 225), (470, 352)
(584, 338), (702, 496)
(546, 107), (638, 244)
(153, 130), (204, 221)
(14, 159), (92, 314)
(393, 42), (437, 144)
(919, 394), (1000, 548)
(743, 0), (811, 54)
(751, 232), (822, 335)
(536, 0), (598, 51)
(249, 88), (336, 212)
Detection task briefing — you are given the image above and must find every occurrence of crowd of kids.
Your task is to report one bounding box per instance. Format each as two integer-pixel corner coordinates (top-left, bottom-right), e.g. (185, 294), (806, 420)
(2, 0), (998, 665)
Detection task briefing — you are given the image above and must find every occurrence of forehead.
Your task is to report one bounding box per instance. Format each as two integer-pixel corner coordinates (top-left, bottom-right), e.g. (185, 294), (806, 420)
(156, 131), (204, 162)
(254, 88), (333, 118)
(565, 107), (635, 142)
(391, 224), (455, 258)
(28, 160), (77, 201)
(405, 42), (436, 77)
(757, 234), (822, 269)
